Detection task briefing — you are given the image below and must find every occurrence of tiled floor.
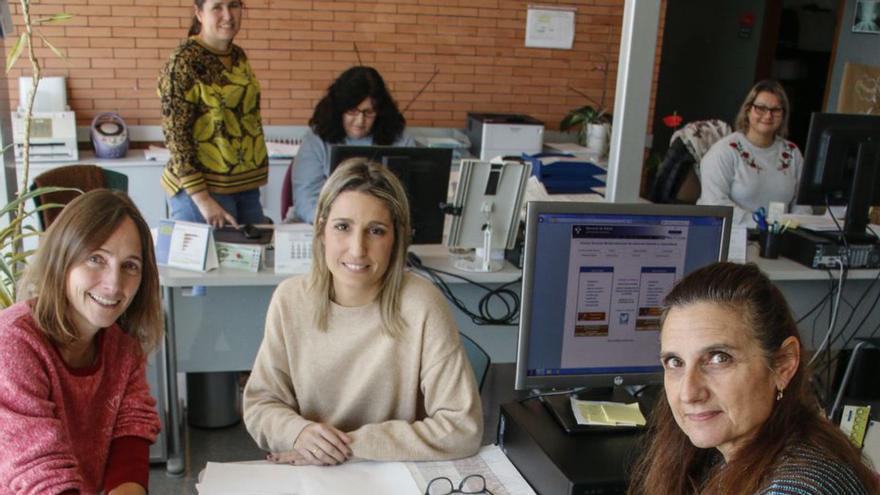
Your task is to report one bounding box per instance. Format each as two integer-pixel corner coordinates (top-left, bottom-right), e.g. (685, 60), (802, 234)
(148, 364), (523, 494)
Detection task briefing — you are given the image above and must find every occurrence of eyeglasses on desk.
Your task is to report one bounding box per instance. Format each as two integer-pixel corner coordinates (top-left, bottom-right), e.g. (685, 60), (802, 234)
(424, 474), (494, 494)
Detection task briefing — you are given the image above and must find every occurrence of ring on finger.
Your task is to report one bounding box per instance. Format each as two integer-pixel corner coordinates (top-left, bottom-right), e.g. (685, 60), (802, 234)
(312, 448), (320, 457)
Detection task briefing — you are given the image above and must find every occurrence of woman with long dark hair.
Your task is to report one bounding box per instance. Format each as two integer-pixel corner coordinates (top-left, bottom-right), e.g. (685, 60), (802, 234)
(288, 66), (414, 223)
(629, 262), (878, 494)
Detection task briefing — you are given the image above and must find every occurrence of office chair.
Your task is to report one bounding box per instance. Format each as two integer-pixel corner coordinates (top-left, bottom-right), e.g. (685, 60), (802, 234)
(829, 337), (880, 422)
(650, 119), (731, 204)
(31, 164), (129, 229)
(460, 332), (491, 392)
(280, 160), (294, 221)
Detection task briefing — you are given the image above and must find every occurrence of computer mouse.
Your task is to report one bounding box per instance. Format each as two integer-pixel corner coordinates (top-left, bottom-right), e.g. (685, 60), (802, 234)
(241, 224), (261, 239)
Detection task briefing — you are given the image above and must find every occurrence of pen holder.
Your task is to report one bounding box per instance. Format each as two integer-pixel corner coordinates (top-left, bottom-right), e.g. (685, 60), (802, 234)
(759, 230), (781, 259)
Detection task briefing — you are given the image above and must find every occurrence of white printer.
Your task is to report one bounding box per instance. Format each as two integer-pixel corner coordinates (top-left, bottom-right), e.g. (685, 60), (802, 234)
(465, 113), (544, 161)
(11, 76), (78, 162)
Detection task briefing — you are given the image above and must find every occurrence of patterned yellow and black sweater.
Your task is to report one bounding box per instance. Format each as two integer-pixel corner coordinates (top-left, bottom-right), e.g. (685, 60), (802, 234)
(158, 37), (268, 196)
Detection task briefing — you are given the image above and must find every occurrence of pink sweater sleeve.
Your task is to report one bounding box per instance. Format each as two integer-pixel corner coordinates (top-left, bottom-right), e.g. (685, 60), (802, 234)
(0, 328), (82, 494)
(111, 352), (160, 443)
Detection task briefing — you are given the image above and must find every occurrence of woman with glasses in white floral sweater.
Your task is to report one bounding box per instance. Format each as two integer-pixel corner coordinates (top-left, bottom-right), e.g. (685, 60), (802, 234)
(698, 80), (810, 225)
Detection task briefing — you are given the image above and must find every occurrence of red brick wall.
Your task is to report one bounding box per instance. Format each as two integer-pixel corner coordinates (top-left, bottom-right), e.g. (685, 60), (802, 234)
(6, 0), (665, 130)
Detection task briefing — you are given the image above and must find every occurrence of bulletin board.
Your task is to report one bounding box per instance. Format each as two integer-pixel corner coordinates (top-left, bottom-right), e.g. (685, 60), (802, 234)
(837, 62), (880, 115)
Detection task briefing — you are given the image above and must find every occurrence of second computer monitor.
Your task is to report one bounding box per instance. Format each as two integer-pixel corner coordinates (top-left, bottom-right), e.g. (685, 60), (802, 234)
(797, 112), (880, 241)
(515, 201), (733, 393)
(329, 145), (453, 245)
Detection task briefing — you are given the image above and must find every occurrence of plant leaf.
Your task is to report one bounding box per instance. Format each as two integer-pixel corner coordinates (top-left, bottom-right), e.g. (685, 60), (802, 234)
(34, 13), (74, 24)
(6, 33), (26, 73)
(37, 33), (65, 60)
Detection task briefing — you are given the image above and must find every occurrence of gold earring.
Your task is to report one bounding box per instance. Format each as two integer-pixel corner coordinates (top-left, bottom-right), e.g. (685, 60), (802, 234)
(776, 389), (784, 401)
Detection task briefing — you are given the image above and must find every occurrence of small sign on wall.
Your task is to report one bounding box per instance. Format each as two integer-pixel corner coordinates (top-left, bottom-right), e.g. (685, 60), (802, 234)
(525, 5), (576, 49)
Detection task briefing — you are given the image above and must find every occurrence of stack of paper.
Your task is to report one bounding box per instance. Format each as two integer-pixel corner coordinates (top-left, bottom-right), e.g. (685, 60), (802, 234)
(779, 213), (880, 233)
(144, 145), (170, 162)
(570, 397), (646, 427)
(197, 461), (419, 494)
(267, 141), (300, 158)
(524, 176), (604, 204)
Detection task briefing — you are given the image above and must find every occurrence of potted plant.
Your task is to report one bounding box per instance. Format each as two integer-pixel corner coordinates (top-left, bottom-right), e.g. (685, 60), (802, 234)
(560, 104), (612, 154)
(1, 2), (72, 308)
(560, 57), (613, 156)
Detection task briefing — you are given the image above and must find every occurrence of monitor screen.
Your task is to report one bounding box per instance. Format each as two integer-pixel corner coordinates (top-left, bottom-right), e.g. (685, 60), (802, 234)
(797, 112), (880, 240)
(329, 145), (453, 245)
(515, 202), (732, 392)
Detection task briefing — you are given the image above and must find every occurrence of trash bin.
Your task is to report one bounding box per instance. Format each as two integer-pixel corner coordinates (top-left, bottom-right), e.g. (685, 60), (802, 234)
(186, 371), (241, 428)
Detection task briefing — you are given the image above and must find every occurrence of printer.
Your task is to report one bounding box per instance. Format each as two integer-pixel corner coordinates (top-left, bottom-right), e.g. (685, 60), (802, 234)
(11, 76), (78, 162)
(466, 113), (544, 161)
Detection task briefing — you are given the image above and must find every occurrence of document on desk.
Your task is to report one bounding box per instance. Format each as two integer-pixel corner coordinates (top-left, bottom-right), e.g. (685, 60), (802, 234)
(196, 445), (534, 495)
(197, 460), (419, 494)
(779, 213), (880, 233)
(406, 445), (536, 495)
(570, 397), (647, 427)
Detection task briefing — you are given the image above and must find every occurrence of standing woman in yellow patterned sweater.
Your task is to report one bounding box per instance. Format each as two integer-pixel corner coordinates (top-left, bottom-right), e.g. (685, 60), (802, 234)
(159, 0), (268, 228)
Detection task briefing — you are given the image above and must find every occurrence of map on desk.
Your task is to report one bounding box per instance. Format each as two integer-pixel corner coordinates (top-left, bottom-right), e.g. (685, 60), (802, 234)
(196, 445), (535, 494)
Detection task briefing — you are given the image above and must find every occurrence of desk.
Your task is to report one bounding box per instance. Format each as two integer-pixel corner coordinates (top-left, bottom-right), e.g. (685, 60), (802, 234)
(157, 239), (880, 475)
(197, 444), (536, 494)
(749, 243), (880, 350)
(18, 151), (292, 229)
(159, 244), (521, 475)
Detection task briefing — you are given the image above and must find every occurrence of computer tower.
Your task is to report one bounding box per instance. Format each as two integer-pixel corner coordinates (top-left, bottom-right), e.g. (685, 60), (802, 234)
(498, 400), (643, 495)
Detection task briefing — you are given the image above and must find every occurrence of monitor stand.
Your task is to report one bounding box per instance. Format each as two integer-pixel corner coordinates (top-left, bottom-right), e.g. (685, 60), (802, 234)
(452, 220), (505, 272)
(538, 386), (646, 435)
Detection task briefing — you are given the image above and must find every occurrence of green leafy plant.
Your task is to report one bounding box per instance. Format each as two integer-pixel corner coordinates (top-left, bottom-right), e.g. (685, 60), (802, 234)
(1, 2), (73, 307)
(560, 57), (613, 145)
(560, 104), (612, 145)
(0, 187), (69, 306)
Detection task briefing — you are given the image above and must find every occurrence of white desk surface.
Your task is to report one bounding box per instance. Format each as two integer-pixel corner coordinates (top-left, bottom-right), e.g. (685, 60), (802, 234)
(747, 243), (880, 281)
(158, 240), (879, 287)
(159, 244), (522, 287)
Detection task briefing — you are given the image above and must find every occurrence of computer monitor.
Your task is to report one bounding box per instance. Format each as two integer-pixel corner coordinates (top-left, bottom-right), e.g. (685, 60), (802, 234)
(329, 145), (453, 245)
(515, 201), (732, 431)
(797, 112), (880, 242)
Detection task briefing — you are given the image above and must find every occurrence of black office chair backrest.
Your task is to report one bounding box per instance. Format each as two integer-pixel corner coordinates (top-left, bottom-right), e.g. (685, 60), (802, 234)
(460, 332), (491, 392)
(649, 138), (700, 204)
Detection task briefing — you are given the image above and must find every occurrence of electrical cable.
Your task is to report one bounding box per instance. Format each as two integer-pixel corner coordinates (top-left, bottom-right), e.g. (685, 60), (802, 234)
(826, 266), (880, 352)
(808, 258), (846, 367)
(406, 253), (521, 326)
(826, 197), (850, 253)
(518, 386), (587, 403)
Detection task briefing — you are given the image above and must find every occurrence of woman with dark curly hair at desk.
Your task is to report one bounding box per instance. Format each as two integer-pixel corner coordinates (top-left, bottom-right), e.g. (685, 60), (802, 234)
(629, 262), (878, 495)
(244, 158), (482, 466)
(288, 66), (415, 223)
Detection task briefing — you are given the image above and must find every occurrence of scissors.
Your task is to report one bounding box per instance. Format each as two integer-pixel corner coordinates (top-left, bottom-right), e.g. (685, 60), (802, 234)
(752, 207), (769, 231)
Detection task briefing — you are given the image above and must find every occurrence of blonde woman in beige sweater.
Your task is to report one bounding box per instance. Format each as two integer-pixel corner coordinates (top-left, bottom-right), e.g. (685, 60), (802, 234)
(243, 159), (483, 466)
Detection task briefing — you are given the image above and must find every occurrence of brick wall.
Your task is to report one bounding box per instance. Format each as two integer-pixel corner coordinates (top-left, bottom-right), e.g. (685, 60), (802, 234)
(6, 0), (666, 130)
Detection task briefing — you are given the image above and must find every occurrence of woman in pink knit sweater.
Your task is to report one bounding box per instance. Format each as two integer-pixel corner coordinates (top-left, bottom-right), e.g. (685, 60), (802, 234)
(0, 190), (163, 495)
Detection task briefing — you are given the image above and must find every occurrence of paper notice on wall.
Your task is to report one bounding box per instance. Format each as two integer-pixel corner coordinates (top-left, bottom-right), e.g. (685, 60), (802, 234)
(525, 6), (576, 49)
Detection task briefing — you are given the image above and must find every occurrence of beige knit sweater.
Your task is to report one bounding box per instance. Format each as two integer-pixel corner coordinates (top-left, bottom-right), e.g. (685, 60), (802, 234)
(243, 272), (483, 461)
